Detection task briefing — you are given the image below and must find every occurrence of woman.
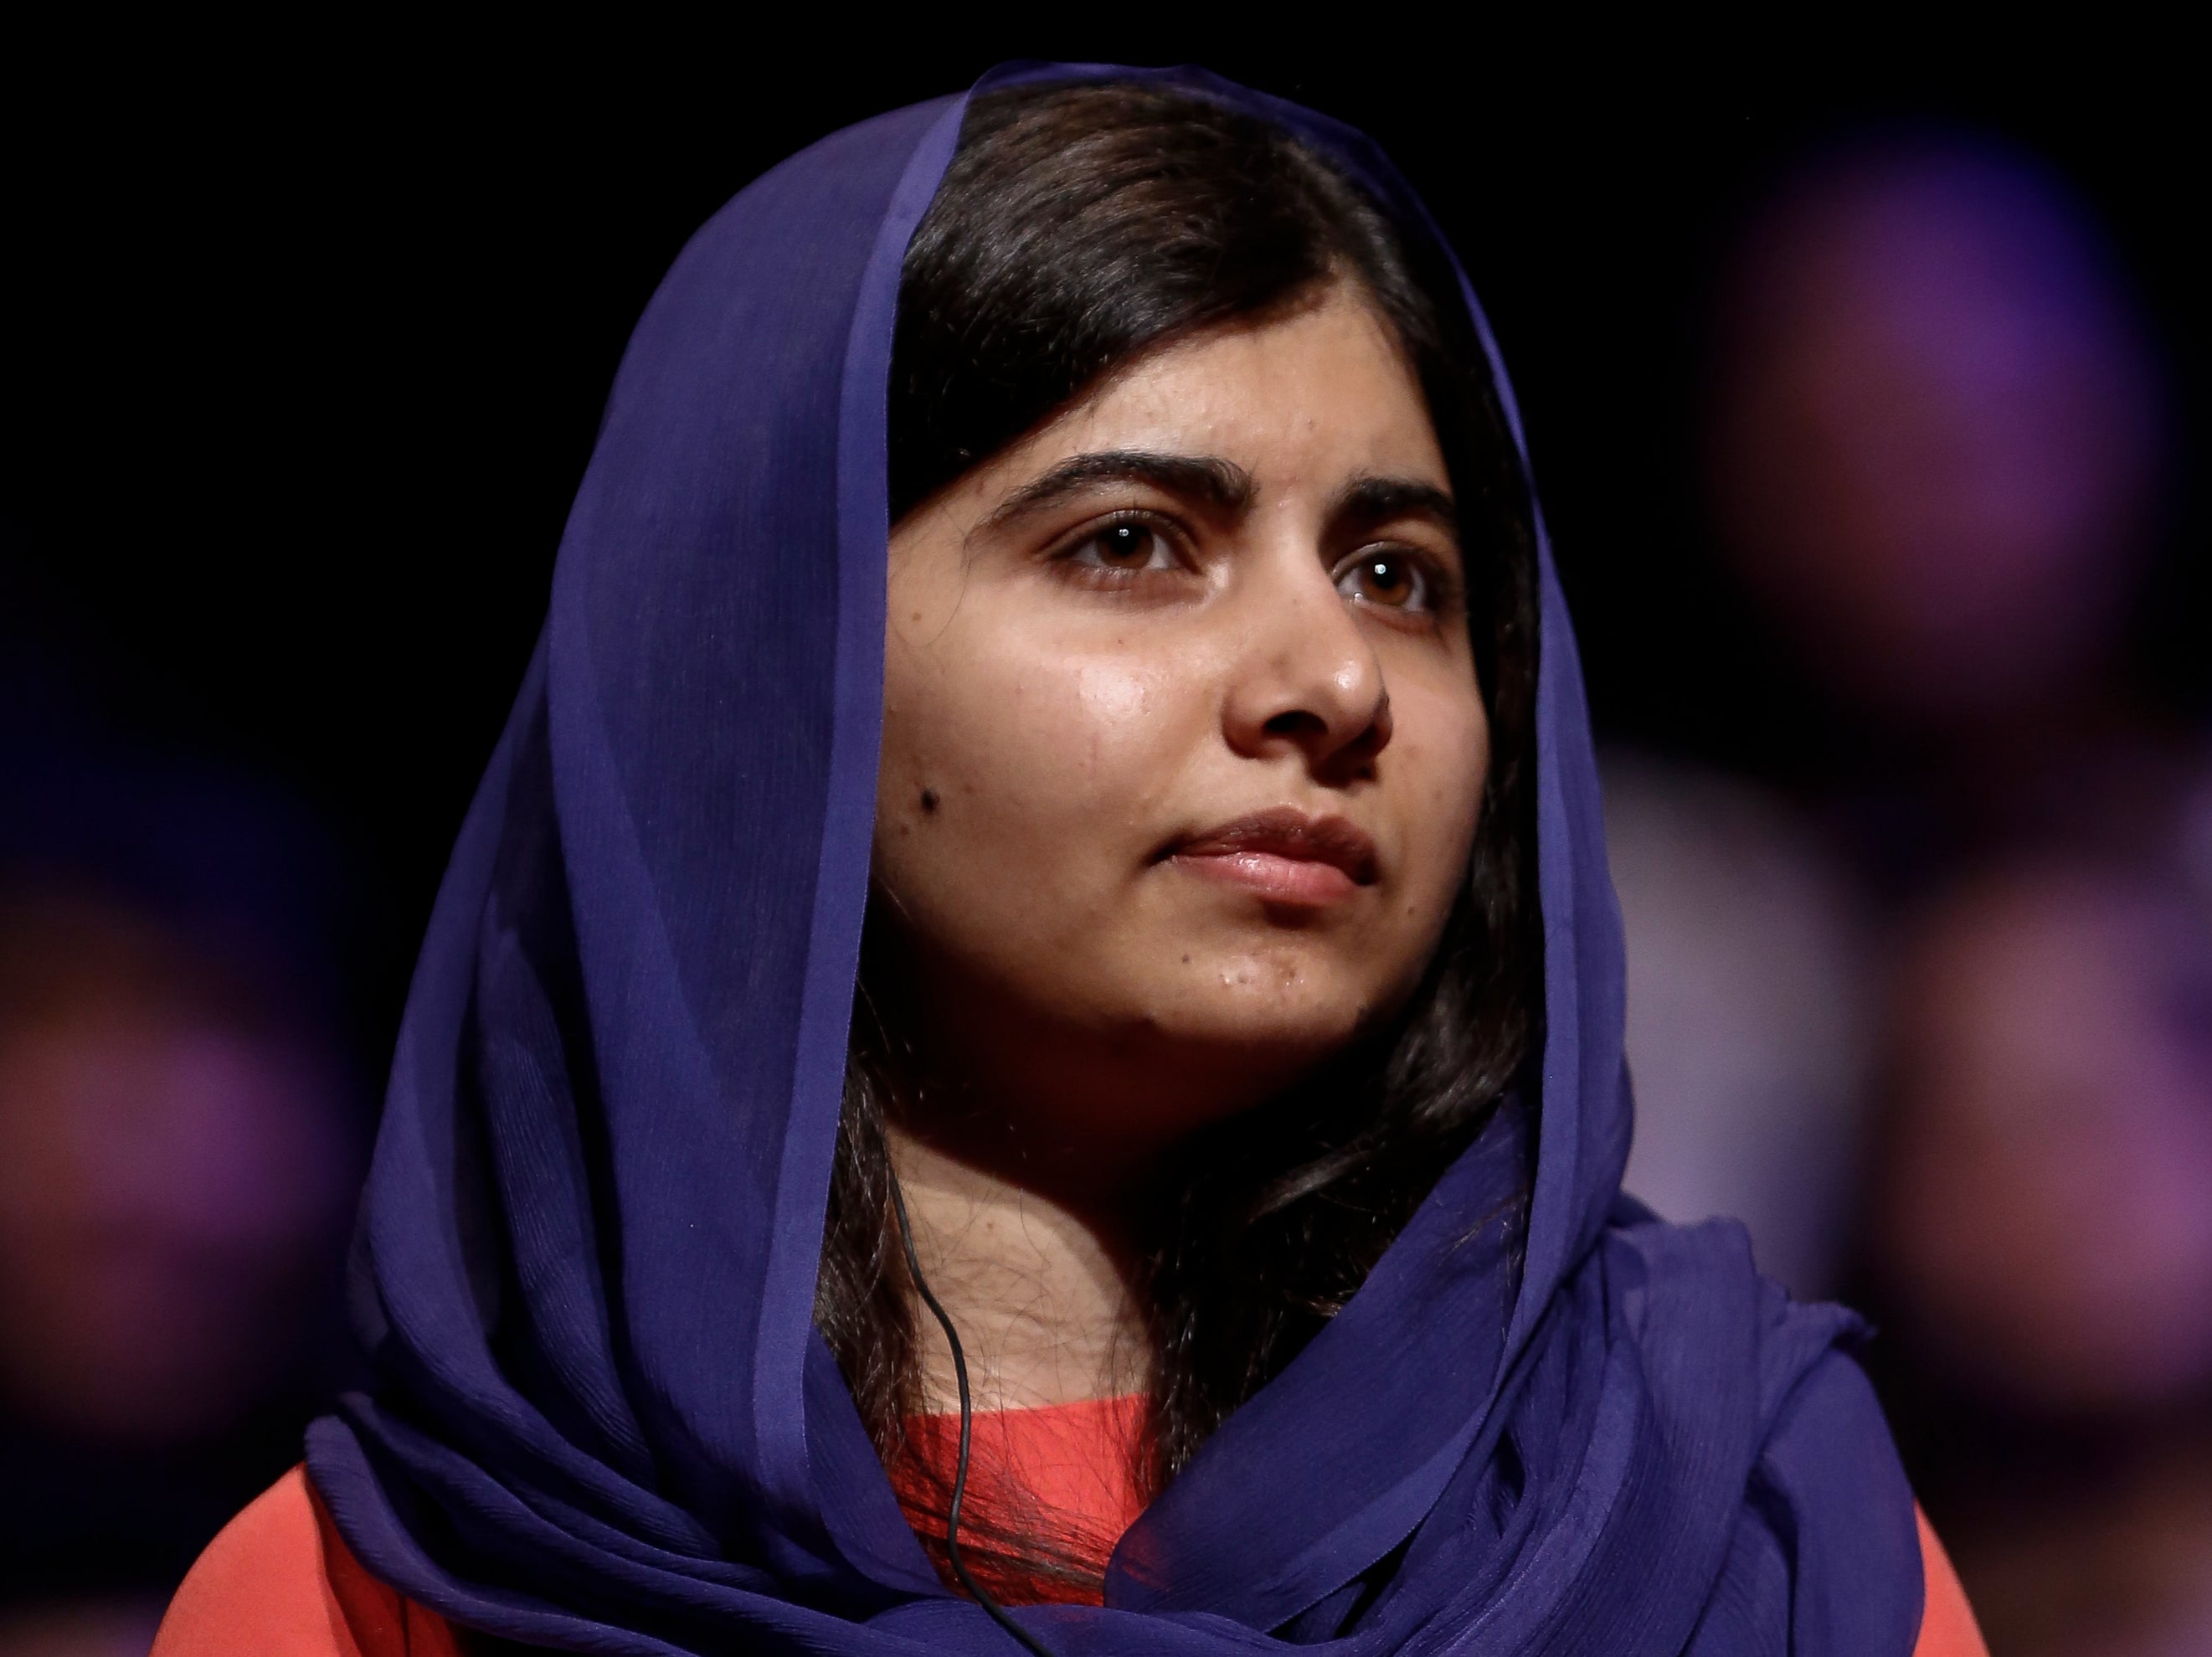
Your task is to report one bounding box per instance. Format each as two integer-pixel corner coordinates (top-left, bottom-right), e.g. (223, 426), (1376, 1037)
(155, 67), (1983, 1655)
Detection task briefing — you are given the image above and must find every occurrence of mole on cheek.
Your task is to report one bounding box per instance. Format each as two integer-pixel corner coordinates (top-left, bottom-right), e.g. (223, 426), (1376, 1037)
(919, 788), (940, 816)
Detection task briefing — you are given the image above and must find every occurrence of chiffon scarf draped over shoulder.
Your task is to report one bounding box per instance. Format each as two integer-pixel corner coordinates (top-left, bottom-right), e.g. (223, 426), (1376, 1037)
(306, 64), (1925, 1656)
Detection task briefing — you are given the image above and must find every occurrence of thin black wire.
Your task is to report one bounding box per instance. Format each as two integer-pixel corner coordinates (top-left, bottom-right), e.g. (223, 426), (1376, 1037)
(889, 1176), (1058, 1657)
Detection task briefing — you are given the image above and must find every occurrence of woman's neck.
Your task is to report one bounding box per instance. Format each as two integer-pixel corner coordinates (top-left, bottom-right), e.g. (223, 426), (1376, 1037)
(887, 1124), (1152, 1413)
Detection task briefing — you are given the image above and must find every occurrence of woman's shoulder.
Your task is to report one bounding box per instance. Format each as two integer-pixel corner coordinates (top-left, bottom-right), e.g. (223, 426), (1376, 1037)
(1914, 1506), (1987, 1657)
(153, 1465), (461, 1657)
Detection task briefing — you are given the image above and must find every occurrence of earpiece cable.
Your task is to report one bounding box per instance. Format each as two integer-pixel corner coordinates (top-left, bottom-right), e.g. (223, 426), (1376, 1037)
(889, 1176), (1058, 1657)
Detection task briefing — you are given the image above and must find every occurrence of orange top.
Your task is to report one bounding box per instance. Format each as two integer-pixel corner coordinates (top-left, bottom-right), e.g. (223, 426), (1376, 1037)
(156, 1403), (1985, 1654)
(891, 1393), (1150, 1604)
(151, 1465), (459, 1657)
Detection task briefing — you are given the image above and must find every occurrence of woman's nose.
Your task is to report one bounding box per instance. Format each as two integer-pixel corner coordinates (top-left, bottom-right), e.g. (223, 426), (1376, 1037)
(1221, 558), (1393, 780)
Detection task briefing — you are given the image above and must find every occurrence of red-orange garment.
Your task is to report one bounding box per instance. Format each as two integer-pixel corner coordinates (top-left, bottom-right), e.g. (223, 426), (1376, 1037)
(1915, 1505), (1987, 1657)
(891, 1394), (1151, 1605)
(155, 1418), (1986, 1654)
(152, 1466), (459, 1657)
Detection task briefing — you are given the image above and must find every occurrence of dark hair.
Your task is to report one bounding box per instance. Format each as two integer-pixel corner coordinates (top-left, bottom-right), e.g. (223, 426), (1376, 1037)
(815, 80), (1541, 1597)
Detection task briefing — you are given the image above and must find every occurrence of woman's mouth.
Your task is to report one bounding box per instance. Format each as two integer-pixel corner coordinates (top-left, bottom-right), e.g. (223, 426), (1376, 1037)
(1164, 808), (1381, 907)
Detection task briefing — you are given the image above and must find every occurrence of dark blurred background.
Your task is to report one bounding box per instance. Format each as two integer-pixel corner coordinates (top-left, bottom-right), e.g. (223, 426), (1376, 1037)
(3, 32), (2204, 1656)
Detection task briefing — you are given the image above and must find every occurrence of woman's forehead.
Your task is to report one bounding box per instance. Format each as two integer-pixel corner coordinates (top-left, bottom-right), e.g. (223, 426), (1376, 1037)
(986, 293), (1448, 502)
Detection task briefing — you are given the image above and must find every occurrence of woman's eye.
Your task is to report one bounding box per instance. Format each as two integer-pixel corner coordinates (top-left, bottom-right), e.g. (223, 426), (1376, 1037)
(1336, 549), (1429, 611)
(1063, 519), (1178, 572)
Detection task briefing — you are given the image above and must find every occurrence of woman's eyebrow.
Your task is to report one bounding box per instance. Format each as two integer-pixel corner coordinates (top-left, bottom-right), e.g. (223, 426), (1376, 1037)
(982, 450), (1255, 530)
(1330, 474), (1458, 536)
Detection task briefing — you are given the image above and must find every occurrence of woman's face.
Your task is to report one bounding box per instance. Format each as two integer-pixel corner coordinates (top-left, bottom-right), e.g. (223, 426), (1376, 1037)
(875, 286), (1489, 1173)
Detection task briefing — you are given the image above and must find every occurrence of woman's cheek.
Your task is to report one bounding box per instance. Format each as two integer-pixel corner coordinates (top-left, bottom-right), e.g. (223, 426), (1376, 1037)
(1069, 659), (1180, 800)
(1396, 693), (1489, 927)
(888, 648), (1108, 885)
(1074, 659), (1153, 744)
(973, 650), (1180, 822)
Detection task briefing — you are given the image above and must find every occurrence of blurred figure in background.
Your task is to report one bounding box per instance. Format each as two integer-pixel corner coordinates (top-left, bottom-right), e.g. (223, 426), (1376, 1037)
(0, 745), (364, 1657)
(1708, 132), (2166, 753)
(1880, 857), (2212, 1419)
(1618, 131), (2168, 1282)
(1608, 755), (1871, 1297)
(1610, 126), (2204, 1641)
(1873, 852), (2212, 1657)
(1620, 125), (2176, 1259)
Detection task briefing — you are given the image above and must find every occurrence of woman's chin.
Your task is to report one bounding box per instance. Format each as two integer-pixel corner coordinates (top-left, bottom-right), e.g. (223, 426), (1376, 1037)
(1156, 934), (1413, 1033)
(1106, 981), (1392, 1107)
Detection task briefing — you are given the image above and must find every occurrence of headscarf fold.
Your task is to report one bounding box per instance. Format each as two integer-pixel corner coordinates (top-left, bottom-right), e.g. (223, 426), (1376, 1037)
(308, 64), (1922, 1655)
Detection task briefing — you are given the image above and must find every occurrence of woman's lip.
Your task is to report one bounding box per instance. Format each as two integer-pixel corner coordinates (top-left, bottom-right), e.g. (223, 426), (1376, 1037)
(1170, 849), (1362, 905)
(1163, 808), (1380, 906)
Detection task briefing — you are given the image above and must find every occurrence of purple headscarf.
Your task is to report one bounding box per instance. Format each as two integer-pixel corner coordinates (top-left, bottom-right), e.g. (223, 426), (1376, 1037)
(306, 65), (1923, 1654)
